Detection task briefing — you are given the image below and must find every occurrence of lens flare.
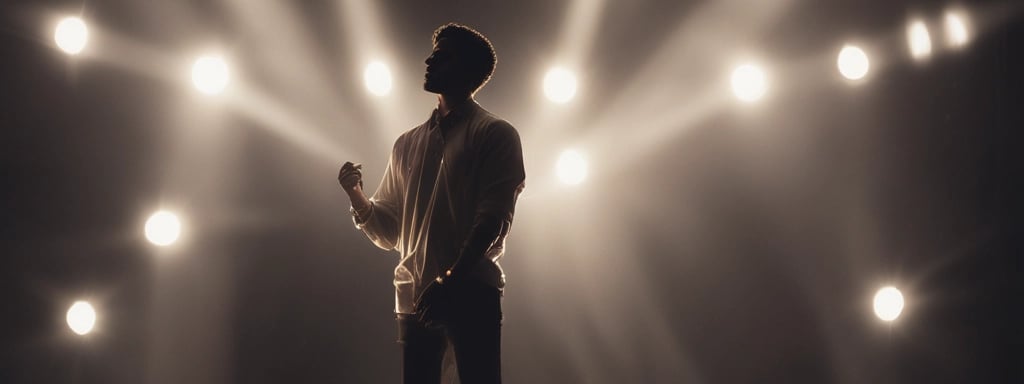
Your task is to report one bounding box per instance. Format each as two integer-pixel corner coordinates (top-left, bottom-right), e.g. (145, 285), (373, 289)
(730, 64), (767, 102)
(837, 45), (870, 80)
(543, 67), (578, 103)
(192, 56), (230, 94)
(66, 300), (97, 335)
(364, 61), (393, 96)
(145, 210), (182, 246)
(54, 17), (88, 55)
(873, 286), (905, 321)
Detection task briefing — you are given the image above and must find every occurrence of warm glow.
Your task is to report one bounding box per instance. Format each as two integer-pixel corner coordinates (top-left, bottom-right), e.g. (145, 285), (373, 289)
(66, 301), (96, 335)
(556, 149), (588, 185)
(907, 20), (932, 60)
(873, 286), (905, 321)
(945, 11), (970, 48)
(730, 64), (767, 102)
(837, 45), (870, 81)
(54, 17), (88, 55)
(145, 210), (182, 246)
(543, 67), (578, 103)
(192, 56), (230, 94)
(363, 61), (393, 96)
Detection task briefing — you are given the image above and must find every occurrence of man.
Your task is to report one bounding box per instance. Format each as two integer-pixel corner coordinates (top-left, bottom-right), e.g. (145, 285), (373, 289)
(337, 23), (525, 384)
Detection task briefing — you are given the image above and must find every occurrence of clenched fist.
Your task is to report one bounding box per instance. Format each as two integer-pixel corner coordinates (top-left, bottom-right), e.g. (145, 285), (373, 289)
(338, 161), (364, 193)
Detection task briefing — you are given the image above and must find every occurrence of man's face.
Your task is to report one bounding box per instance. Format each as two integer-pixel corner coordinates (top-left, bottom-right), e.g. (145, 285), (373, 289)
(424, 38), (470, 95)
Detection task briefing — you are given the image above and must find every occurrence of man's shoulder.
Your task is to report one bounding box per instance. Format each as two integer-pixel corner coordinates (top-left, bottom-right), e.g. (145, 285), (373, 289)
(393, 120), (432, 150)
(468, 103), (516, 135)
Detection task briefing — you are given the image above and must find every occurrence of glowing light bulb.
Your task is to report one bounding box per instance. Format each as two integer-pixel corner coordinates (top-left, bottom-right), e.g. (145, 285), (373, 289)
(66, 301), (96, 335)
(730, 64), (767, 102)
(364, 61), (393, 96)
(192, 56), (230, 94)
(543, 67), (578, 103)
(837, 45), (870, 80)
(873, 286), (905, 321)
(145, 210), (181, 246)
(54, 17), (88, 55)
(556, 149), (588, 185)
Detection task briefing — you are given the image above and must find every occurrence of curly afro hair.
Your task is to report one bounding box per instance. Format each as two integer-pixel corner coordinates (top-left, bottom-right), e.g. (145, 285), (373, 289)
(432, 23), (497, 93)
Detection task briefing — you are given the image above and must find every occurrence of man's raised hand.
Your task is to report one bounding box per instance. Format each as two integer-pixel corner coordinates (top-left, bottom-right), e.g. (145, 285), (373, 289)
(338, 162), (364, 193)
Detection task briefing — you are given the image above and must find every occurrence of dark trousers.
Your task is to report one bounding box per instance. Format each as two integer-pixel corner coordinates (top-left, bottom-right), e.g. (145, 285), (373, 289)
(396, 282), (502, 384)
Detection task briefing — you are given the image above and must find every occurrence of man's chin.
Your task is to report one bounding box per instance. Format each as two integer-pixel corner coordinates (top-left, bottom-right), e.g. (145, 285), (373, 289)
(423, 81), (442, 94)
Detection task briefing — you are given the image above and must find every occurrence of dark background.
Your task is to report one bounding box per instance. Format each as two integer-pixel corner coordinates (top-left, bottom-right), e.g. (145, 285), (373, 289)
(1, 0), (1021, 383)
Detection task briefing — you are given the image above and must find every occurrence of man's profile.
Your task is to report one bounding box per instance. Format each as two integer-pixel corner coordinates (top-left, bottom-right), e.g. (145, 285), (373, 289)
(338, 23), (525, 384)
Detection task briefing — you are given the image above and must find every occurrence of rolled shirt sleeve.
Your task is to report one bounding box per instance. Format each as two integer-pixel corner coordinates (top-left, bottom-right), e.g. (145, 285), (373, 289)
(475, 120), (526, 223)
(354, 143), (403, 251)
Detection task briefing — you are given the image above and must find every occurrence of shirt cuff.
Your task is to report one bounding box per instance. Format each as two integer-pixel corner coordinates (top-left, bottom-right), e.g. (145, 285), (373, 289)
(350, 203), (374, 229)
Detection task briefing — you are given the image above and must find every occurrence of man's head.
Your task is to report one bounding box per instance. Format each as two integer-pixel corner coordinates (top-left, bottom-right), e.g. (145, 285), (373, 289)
(424, 23), (497, 96)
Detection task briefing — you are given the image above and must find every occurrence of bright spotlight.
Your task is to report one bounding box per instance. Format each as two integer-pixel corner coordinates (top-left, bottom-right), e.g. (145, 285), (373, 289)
(945, 11), (970, 48)
(54, 17), (88, 55)
(543, 67), (577, 104)
(873, 286), (905, 321)
(907, 20), (932, 60)
(837, 45), (870, 80)
(556, 149), (588, 185)
(363, 61), (393, 96)
(730, 64), (767, 102)
(192, 56), (230, 95)
(66, 300), (96, 335)
(145, 210), (181, 246)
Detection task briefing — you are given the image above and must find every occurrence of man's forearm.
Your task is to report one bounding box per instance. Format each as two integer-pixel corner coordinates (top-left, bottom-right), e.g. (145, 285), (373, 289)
(448, 214), (505, 278)
(347, 186), (373, 217)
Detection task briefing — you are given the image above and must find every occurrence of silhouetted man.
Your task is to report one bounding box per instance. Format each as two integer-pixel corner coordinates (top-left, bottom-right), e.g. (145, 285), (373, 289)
(338, 23), (524, 384)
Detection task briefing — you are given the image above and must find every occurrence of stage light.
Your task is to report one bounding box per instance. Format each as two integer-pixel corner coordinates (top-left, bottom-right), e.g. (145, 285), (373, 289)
(66, 300), (96, 335)
(191, 56), (230, 95)
(907, 20), (932, 60)
(145, 210), (181, 246)
(945, 11), (969, 48)
(837, 45), (870, 80)
(363, 61), (392, 96)
(556, 149), (587, 185)
(54, 17), (88, 55)
(730, 64), (766, 102)
(543, 67), (577, 103)
(873, 286), (904, 321)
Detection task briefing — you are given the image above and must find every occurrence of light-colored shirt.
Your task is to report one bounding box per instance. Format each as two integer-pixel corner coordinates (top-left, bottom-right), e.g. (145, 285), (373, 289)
(353, 100), (526, 314)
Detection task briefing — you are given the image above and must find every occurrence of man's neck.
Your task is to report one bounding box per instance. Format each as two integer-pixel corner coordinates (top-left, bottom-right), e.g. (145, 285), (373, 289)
(438, 93), (472, 117)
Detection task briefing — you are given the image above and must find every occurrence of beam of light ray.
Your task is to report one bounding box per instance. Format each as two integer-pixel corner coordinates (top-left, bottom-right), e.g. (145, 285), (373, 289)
(145, 210), (182, 246)
(364, 61), (393, 96)
(222, 0), (350, 125)
(54, 16), (88, 55)
(907, 20), (932, 60)
(77, 27), (355, 165)
(566, 0), (795, 178)
(944, 10), (970, 48)
(543, 67), (578, 104)
(554, 0), (607, 67)
(837, 45), (870, 81)
(555, 149), (587, 185)
(67, 300), (97, 335)
(730, 63), (767, 102)
(192, 55), (230, 95)
(336, 0), (411, 142)
(873, 286), (905, 321)
(225, 82), (353, 163)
